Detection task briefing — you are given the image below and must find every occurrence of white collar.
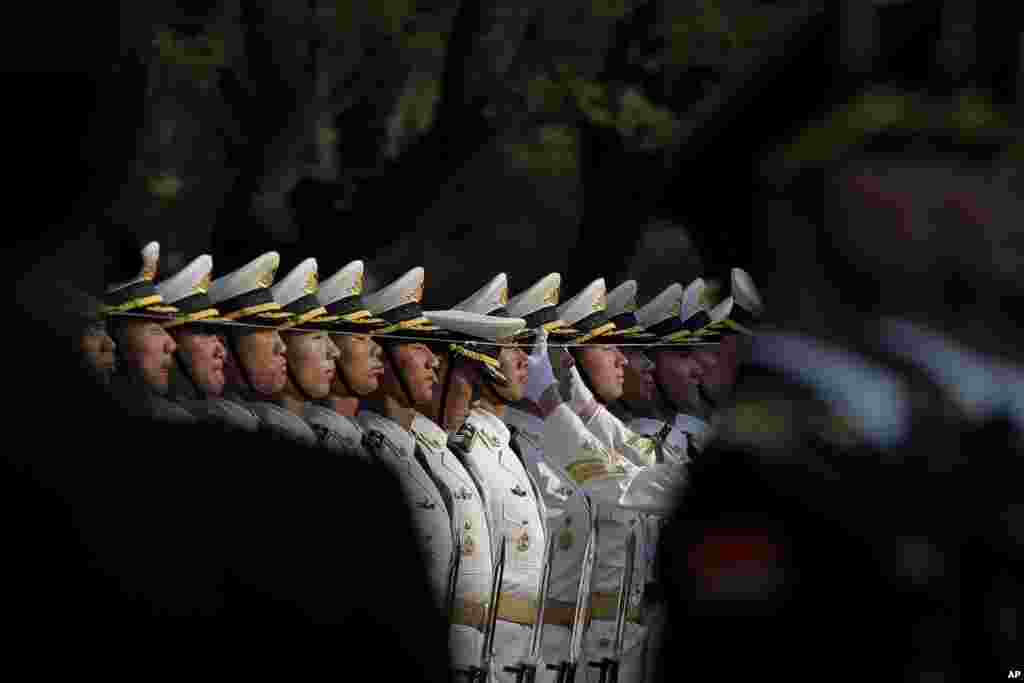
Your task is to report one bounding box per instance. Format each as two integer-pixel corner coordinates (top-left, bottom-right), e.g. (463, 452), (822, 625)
(410, 411), (450, 452)
(466, 407), (511, 446)
(504, 406), (545, 437)
(358, 409), (415, 453)
(630, 417), (669, 437)
(674, 413), (709, 437)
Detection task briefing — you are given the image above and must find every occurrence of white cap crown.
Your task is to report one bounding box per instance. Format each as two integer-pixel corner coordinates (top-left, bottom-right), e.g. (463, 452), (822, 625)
(208, 251), (281, 305)
(319, 260), (365, 307)
(557, 278), (608, 327)
(156, 254), (213, 304)
(455, 273), (508, 315)
(504, 273), (561, 318)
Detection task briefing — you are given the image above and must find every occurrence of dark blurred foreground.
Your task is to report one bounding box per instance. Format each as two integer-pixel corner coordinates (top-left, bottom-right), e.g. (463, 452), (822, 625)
(4, 269), (449, 674)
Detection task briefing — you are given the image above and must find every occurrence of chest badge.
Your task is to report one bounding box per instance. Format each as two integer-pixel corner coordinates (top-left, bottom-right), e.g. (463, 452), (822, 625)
(416, 498), (436, 510)
(456, 487), (474, 501)
(462, 531), (475, 557)
(559, 523), (574, 551)
(511, 484), (527, 497)
(516, 529), (530, 552)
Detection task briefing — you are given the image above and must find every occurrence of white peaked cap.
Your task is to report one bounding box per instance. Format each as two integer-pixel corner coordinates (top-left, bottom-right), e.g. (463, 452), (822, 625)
(605, 280), (638, 318)
(504, 272), (561, 318)
(319, 259), (365, 307)
(635, 283), (683, 330)
(454, 273), (509, 315)
(557, 278), (607, 327)
(208, 251), (280, 305)
(708, 297), (733, 324)
(362, 266), (425, 315)
(679, 278), (710, 325)
(106, 241), (160, 294)
(207, 252), (292, 326)
(271, 257), (319, 308)
(271, 257), (329, 329)
(156, 254), (213, 305)
(731, 267), (764, 316)
(423, 310), (526, 341)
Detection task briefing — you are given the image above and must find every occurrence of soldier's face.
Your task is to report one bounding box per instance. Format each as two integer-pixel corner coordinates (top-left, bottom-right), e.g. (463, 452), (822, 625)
(79, 322), (116, 384)
(332, 333), (385, 396)
(577, 345), (627, 403)
(621, 348), (656, 406)
(693, 337), (739, 402)
(651, 347), (704, 406)
(235, 329), (288, 395)
(429, 357), (476, 433)
(116, 319), (177, 395)
(493, 344), (529, 403)
(284, 331), (338, 399)
(383, 342), (438, 405)
(172, 327), (226, 397)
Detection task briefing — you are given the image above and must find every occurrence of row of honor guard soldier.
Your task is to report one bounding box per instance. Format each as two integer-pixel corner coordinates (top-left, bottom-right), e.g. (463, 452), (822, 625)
(477, 272), (694, 683)
(82, 237), (763, 680)
(352, 265), (532, 680)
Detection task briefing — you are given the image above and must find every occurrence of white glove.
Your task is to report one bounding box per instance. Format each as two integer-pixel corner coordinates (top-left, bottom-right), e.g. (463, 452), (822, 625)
(565, 364), (597, 416)
(524, 329), (558, 404)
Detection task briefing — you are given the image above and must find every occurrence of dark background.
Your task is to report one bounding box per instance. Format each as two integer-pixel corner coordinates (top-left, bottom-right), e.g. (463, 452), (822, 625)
(15, 1), (1022, 311)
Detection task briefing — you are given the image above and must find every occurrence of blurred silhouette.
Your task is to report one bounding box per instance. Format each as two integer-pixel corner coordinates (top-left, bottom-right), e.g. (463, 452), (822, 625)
(7, 249), (448, 677)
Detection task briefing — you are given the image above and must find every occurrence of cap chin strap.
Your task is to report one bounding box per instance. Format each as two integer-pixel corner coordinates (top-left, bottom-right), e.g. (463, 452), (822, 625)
(479, 375), (507, 410)
(286, 362), (318, 403)
(437, 352), (454, 430)
(697, 383), (719, 412)
(653, 371), (683, 416)
(383, 342), (416, 410)
(570, 348), (608, 406)
(173, 350), (203, 400)
(226, 333), (266, 401)
(334, 359), (358, 399)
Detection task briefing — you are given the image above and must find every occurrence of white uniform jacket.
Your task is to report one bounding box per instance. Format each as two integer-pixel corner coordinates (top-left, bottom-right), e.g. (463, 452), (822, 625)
(305, 404), (373, 459)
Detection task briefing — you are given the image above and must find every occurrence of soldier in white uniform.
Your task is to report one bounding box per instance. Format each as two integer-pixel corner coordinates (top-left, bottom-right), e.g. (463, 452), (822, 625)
(501, 274), (594, 657)
(267, 256), (367, 450)
(155, 253), (261, 432)
(600, 278), (724, 683)
(504, 274), (687, 683)
(448, 274), (573, 683)
(306, 259), (391, 458)
(687, 268), (766, 421)
(207, 251), (319, 446)
(102, 240), (197, 425)
(356, 267), (493, 679)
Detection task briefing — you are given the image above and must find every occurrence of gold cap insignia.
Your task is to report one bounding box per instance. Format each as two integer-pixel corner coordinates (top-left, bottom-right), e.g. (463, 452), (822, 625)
(593, 291), (606, 311)
(626, 300), (637, 312)
(304, 269), (318, 295)
(353, 271), (364, 296)
(257, 265), (277, 289)
(543, 286), (559, 306)
(499, 286), (508, 305)
(195, 272), (211, 295)
(670, 300), (682, 317)
(406, 279), (425, 304)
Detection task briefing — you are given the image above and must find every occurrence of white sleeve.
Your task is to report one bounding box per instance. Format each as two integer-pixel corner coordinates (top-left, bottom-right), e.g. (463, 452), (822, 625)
(543, 404), (685, 514)
(582, 405), (659, 467)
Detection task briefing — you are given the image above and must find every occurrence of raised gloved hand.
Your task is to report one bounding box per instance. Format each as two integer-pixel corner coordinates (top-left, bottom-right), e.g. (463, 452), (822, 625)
(563, 364), (598, 418)
(525, 329), (559, 404)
